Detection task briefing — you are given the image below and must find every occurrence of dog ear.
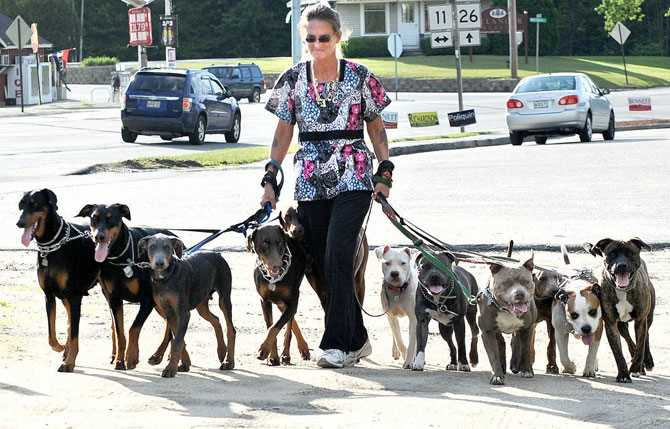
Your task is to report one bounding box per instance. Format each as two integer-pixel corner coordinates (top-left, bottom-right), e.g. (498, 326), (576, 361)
(137, 237), (149, 259)
(488, 262), (504, 275)
(18, 192), (30, 210)
(521, 253), (534, 272)
(375, 245), (390, 260)
(76, 204), (96, 218)
(555, 289), (570, 305)
(629, 237), (651, 252)
(169, 236), (185, 257)
(246, 229), (257, 253)
(278, 211), (287, 231)
(111, 204), (131, 221)
(593, 238), (614, 257)
(403, 247), (412, 258)
(590, 283), (602, 299)
(40, 189), (58, 211)
(582, 242), (600, 257)
(414, 251), (424, 267)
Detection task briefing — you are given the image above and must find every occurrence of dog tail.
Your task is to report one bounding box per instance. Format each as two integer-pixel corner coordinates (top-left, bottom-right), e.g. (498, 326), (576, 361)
(561, 244), (571, 265)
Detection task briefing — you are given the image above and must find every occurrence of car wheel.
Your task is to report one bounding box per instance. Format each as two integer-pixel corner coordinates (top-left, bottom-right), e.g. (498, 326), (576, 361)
(579, 113), (593, 142)
(225, 112), (241, 143)
(248, 88), (261, 103)
(535, 136), (547, 145)
(603, 112), (615, 141)
(121, 127), (137, 143)
(510, 132), (524, 146)
(160, 135), (172, 141)
(189, 115), (207, 145)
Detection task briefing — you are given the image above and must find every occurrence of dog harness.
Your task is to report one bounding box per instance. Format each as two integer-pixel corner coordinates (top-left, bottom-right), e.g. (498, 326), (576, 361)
(418, 277), (459, 315)
(256, 244), (293, 290)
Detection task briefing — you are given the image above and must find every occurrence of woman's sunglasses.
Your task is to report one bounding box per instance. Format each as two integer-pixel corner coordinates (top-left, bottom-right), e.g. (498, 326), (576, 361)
(305, 34), (333, 44)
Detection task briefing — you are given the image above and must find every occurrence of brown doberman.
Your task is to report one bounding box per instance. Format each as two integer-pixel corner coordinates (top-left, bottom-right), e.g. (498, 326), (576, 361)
(248, 224), (310, 366)
(139, 234), (236, 378)
(16, 189), (100, 372)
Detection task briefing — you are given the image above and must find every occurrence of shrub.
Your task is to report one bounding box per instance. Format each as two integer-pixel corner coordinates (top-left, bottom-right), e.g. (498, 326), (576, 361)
(342, 36), (389, 58)
(82, 56), (119, 66)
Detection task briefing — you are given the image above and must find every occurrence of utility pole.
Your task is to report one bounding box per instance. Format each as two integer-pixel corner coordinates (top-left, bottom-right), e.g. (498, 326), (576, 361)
(450, 0), (465, 133)
(291, 0), (301, 64)
(508, 0), (518, 79)
(79, 0), (85, 61)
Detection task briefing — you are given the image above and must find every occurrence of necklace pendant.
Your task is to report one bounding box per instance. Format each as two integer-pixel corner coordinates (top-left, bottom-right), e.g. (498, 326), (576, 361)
(41, 257), (48, 267)
(123, 265), (134, 278)
(317, 98), (326, 108)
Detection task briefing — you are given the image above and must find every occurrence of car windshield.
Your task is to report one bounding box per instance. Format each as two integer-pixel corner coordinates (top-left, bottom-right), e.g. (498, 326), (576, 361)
(209, 68), (233, 79)
(516, 76), (576, 93)
(131, 74), (186, 94)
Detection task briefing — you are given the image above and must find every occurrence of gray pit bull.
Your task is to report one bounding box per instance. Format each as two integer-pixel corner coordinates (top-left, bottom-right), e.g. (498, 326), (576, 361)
(586, 237), (655, 383)
(138, 233), (236, 378)
(478, 255), (537, 385)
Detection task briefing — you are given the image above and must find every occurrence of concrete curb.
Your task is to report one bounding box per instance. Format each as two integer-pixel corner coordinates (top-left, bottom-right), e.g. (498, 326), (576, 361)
(391, 136), (509, 156)
(0, 103), (119, 118)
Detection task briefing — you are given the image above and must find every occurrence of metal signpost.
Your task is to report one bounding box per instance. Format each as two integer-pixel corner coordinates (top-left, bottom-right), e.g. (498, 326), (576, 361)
(387, 33), (403, 101)
(428, 2), (480, 132)
(529, 14), (546, 72)
(609, 22), (631, 86)
(5, 15), (31, 112)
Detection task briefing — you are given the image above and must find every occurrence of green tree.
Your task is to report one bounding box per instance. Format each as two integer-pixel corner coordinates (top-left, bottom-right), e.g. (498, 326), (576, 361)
(595, 0), (645, 31)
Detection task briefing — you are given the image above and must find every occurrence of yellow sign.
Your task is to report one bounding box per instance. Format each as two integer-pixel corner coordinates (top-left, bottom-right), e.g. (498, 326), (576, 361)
(408, 112), (439, 127)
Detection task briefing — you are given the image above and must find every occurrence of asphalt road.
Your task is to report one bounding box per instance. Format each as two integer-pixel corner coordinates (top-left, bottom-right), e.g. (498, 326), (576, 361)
(1, 127), (668, 250)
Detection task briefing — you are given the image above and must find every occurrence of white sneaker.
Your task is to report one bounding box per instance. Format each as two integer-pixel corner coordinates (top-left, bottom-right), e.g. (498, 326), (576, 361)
(316, 349), (346, 368)
(344, 339), (372, 367)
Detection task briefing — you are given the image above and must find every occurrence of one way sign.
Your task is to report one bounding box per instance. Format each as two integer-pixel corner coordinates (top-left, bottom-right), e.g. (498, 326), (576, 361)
(431, 31), (452, 48)
(459, 30), (480, 47)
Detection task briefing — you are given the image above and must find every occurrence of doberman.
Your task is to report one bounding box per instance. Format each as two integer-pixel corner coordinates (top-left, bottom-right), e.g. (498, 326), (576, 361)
(248, 225), (310, 365)
(139, 233), (236, 377)
(279, 206), (367, 310)
(76, 203), (180, 370)
(16, 189), (100, 372)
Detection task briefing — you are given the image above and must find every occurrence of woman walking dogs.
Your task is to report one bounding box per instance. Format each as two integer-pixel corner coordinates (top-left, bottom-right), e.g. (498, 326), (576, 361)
(261, 2), (393, 368)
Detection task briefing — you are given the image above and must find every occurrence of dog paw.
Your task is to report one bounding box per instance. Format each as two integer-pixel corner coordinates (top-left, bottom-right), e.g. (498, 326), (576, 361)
(445, 363), (458, 371)
(582, 369), (597, 378)
(267, 357), (280, 366)
(490, 375), (505, 385)
(57, 363), (74, 373)
(616, 373), (632, 383)
(411, 352), (425, 371)
(110, 355), (116, 365)
(392, 346), (401, 360)
(546, 364), (559, 375)
(114, 360), (127, 371)
(281, 355), (291, 366)
(300, 350), (311, 361)
(177, 363), (190, 372)
(458, 363), (471, 372)
(562, 362), (577, 375)
(125, 358), (138, 371)
(161, 366), (177, 378)
(256, 346), (270, 361)
(220, 361), (235, 371)
(519, 370), (534, 378)
(147, 354), (163, 366)
(402, 363), (412, 370)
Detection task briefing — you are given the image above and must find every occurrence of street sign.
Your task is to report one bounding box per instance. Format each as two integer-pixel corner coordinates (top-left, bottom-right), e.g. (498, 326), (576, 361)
(430, 32), (452, 49)
(529, 16), (547, 24)
(448, 109), (476, 127)
(159, 14), (178, 47)
(609, 22), (631, 45)
(628, 96), (651, 112)
(128, 7), (153, 46)
(429, 3), (481, 30)
(387, 33), (403, 58)
(459, 30), (481, 47)
(5, 15), (31, 47)
(166, 47), (176, 68)
(408, 112), (439, 127)
(30, 23), (39, 53)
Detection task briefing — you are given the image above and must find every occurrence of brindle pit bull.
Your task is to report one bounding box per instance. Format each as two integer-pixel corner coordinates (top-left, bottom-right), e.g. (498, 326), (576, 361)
(478, 256), (537, 385)
(586, 237), (655, 383)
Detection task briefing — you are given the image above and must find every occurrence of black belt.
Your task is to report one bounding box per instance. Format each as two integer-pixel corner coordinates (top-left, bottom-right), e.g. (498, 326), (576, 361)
(298, 130), (364, 142)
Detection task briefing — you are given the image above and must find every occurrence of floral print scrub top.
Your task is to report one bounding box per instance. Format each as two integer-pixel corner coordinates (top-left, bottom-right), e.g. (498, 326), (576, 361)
(265, 60), (391, 201)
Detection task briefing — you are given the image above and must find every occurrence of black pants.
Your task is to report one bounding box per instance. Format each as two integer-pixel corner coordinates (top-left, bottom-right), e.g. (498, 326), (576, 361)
(298, 190), (371, 352)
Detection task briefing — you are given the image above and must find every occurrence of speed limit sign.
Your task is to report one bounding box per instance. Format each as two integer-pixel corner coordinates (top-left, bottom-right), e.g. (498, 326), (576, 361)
(428, 3), (481, 30)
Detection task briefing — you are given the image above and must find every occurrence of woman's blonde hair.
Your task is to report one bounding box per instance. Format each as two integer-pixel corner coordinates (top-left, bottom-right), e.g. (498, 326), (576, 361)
(299, 1), (348, 59)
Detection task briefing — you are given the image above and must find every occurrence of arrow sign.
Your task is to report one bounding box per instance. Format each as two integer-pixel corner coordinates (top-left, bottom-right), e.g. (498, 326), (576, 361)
(458, 30), (480, 47)
(430, 31), (453, 48)
(466, 33), (473, 43)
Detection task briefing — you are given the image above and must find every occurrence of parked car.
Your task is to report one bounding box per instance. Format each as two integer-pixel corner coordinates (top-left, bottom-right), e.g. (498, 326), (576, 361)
(121, 68), (241, 145)
(203, 63), (266, 103)
(505, 73), (615, 145)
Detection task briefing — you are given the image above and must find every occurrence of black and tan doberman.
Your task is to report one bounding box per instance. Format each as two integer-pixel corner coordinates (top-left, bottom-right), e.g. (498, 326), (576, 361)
(76, 203), (180, 370)
(248, 224), (310, 366)
(16, 189), (100, 372)
(139, 234), (236, 377)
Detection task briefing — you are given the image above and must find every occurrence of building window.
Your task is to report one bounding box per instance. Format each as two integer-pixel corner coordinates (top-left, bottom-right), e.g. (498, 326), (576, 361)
(364, 3), (386, 34)
(401, 3), (415, 24)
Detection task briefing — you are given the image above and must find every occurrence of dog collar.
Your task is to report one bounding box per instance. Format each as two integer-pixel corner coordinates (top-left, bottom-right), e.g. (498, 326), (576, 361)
(257, 244), (292, 288)
(152, 261), (177, 283)
(419, 279), (458, 314)
(36, 222), (91, 267)
(480, 287), (510, 314)
(384, 281), (408, 294)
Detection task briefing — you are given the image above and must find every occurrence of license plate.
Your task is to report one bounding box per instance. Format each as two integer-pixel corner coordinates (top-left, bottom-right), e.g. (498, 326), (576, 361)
(146, 100), (161, 109)
(533, 100), (549, 109)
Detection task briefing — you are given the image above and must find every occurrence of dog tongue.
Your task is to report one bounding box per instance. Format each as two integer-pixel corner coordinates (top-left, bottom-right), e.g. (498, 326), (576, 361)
(510, 302), (529, 315)
(429, 285), (444, 294)
(21, 227), (34, 247)
(95, 242), (109, 262)
(615, 273), (630, 289)
(581, 335), (593, 346)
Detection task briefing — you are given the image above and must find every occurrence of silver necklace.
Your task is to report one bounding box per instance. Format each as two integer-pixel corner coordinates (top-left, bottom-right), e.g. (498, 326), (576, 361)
(311, 60), (340, 108)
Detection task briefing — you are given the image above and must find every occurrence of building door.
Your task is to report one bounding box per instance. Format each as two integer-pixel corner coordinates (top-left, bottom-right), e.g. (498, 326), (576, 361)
(398, 2), (420, 49)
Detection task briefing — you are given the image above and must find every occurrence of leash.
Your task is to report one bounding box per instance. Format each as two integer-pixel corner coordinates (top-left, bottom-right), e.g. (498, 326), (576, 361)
(375, 195), (478, 306)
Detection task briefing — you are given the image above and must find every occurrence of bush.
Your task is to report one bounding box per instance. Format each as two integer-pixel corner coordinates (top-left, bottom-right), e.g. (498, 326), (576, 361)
(82, 56), (119, 66)
(342, 36), (389, 58)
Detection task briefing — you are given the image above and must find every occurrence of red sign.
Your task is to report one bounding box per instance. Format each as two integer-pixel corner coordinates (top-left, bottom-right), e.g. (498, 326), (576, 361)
(628, 96), (652, 112)
(481, 8), (526, 33)
(128, 7), (153, 47)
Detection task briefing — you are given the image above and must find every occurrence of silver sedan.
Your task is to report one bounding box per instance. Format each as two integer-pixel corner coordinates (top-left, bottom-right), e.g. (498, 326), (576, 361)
(505, 73), (615, 145)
